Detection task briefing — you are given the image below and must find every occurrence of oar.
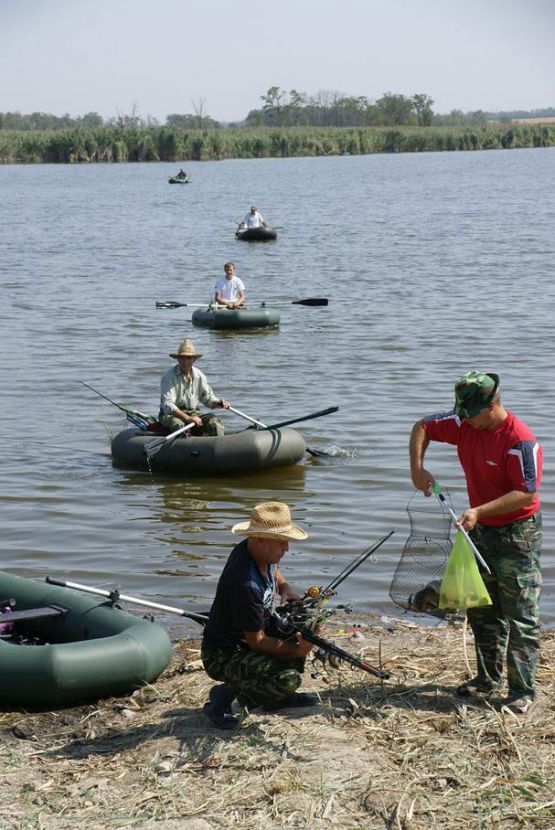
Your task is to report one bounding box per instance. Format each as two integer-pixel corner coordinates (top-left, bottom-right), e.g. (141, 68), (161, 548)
(45, 577), (208, 626)
(156, 298), (328, 309)
(432, 484), (491, 573)
(228, 406), (339, 457)
(264, 406), (339, 430)
(228, 406), (266, 428)
(145, 422), (196, 458)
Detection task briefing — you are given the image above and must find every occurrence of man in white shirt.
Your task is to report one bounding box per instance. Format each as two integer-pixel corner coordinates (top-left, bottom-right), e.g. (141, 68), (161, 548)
(159, 339), (230, 436)
(237, 205), (267, 233)
(214, 262), (246, 309)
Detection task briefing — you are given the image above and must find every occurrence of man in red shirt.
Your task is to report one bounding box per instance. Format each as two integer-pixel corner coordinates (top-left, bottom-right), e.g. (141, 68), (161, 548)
(409, 371), (542, 714)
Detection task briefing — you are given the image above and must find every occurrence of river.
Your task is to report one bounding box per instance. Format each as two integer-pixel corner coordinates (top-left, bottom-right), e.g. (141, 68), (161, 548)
(1, 147), (554, 624)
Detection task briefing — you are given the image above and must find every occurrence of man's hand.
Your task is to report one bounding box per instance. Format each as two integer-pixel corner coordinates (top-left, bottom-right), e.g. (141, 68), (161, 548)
(280, 585), (301, 604)
(180, 413), (202, 427)
(457, 508), (479, 532)
(411, 467), (435, 496)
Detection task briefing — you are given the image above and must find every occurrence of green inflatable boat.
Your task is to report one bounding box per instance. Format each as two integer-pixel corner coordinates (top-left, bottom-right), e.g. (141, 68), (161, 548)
(111, 426), (305, 474)
(191, 305), (280, 329)
(0, 571), (172, 707)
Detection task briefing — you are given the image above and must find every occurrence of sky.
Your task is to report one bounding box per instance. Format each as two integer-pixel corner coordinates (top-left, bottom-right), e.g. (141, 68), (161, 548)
(1, 0), (554, 123)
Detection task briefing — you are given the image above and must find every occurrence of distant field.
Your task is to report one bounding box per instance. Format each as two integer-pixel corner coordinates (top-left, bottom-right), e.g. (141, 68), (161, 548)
(513, 116), (555, 124)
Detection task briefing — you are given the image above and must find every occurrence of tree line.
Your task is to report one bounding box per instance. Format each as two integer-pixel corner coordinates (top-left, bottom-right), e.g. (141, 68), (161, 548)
(1, 88), (554, 133)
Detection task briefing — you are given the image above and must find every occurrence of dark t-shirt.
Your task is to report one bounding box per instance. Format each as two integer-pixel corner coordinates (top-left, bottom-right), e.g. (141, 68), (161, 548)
(202, 539), (277, 649)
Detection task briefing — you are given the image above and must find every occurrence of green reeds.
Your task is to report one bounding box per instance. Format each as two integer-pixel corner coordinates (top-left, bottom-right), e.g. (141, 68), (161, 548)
(0, 124), (553, 164)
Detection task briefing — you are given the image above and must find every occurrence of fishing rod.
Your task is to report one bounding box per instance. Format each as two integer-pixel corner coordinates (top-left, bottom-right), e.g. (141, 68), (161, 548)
(266, 531), (396, 679)
(292, 530), (395, 607)
(80, 381), (157, 430)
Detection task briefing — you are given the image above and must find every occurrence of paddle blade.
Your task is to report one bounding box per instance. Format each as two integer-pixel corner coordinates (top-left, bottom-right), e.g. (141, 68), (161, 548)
(291, 298), (328, 306)
(305, 446), (331, 457)
(156, 301), (186, 309)
(144, 438), (166, 458)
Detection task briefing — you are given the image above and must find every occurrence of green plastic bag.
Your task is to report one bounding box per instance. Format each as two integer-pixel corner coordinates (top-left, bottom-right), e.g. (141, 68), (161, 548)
(438, 531), (492, 610)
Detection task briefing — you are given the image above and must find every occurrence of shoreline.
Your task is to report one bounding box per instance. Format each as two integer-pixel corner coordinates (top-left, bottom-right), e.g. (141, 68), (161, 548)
(2, 613), (554, 829)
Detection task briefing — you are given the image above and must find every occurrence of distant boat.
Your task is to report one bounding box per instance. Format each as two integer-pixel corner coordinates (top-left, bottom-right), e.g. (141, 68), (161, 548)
(168, 175), (190, 184)
(235, 226), (277, 241)
(192, 304), (280, 329)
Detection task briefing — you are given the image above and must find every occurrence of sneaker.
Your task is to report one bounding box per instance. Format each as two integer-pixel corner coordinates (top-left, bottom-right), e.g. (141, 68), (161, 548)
(504, 695), (534, 715)
(203, 683), (238, 730)
(456, 677), (498, 698)
(263, 692), (319, 711)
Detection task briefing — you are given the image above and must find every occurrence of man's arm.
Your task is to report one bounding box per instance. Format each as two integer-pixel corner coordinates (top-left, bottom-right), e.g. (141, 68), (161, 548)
(276, 569), (301, 604)
(409, 419), (435, 495)
(233, 288), (246, 308)
(244, 628), (314, 659)
(215, 290), (232, 308)
(458, 491), (537, 532)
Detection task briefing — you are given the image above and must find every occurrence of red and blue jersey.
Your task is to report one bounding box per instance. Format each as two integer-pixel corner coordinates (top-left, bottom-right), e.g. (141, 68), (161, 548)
(423, 410), (542, 526)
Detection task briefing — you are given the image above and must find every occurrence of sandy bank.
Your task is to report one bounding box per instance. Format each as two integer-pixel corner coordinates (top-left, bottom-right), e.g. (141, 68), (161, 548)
(1, 615), (554, 830)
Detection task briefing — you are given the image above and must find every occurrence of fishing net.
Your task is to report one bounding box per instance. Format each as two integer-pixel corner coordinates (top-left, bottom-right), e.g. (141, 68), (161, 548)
(389, 491), (453, 616)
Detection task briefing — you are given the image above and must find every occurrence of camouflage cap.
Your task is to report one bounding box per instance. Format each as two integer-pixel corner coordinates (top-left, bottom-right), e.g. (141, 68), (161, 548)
(454, 371), (500, 419)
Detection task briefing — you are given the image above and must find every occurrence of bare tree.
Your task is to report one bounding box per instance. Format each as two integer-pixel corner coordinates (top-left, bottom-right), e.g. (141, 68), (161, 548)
(191, 97), (207, 129)
(113, 101), (141, 129)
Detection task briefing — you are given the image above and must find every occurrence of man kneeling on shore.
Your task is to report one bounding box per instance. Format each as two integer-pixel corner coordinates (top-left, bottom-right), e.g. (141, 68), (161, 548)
(201, 502), (319, 729)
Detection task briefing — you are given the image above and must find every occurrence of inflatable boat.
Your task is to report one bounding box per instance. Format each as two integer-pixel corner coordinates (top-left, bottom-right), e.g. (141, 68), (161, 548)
(235, 226), (277, 241)
(192, 305), (280, 329)
(0, 571), (172, 706)
(111, 426), (305, 474)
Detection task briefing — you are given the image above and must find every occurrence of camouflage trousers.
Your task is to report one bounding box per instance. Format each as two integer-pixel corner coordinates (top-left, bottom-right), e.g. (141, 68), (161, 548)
(158, 410), (224, 436)
(201, 644), (305, 710)
(468, 513), (542, 697)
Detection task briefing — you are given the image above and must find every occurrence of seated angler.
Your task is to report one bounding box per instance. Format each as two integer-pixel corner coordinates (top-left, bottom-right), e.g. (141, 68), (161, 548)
(236, 204), (268, 234)
(201, 501), (319, 729)
(214, 262), (246, 309)
(159, 339), (230, 436)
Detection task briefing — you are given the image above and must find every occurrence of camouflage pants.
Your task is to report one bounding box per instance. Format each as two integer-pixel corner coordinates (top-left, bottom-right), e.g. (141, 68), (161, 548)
(201, 644), (305, 710)
(468, 513), (542, 697)
(158, 410), (224, 436)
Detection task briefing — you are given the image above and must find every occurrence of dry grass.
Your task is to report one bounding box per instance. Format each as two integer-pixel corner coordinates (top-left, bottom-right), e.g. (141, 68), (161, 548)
(512, 117), (555, 125)
(1, 616), (555, 830)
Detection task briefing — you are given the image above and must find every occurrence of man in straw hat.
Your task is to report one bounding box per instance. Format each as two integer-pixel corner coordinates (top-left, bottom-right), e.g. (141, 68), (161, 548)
(159, 339), (230, 436)
(201, 501), (319, 729)
(409, 371), (543, 715)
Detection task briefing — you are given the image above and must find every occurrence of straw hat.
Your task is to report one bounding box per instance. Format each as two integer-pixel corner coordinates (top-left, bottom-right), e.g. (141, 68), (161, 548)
(169, 339), (202, 359)
(232, 502), (308, 541)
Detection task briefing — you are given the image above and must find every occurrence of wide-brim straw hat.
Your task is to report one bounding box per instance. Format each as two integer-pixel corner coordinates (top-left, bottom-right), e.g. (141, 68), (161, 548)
(232, 501), (308, 541)
(169, 339), (202, 359)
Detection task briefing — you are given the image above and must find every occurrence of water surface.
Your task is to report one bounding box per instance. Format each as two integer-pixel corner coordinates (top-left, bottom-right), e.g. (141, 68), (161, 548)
(1, 148), (554, 623)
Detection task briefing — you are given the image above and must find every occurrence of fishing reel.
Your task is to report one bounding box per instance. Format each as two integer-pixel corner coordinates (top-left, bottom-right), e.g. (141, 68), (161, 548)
(266, 596), (325, 640)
